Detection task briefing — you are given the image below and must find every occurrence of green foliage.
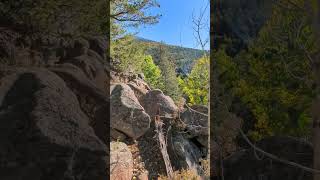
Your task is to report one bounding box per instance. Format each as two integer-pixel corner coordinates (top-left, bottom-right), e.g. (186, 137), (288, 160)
(110, 0), (160, 27)
(110, 0), (160, 73)
(157, 44), (181, 101)
(111, 34), (146, 73)
(217, 1), (316, 140)
(0, 0), (108, 35)
(179, 56), (209, 105)
(141, 55), (163, 89)
(137, 38), (207, 74)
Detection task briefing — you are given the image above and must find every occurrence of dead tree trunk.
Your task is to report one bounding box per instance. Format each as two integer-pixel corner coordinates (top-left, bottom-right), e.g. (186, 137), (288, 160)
(155, 115), (174, 179)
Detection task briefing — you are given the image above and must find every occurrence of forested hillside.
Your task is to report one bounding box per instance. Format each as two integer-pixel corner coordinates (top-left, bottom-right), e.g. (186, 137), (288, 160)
(136, 37), (207, 75)
(213, 0), (320, 179)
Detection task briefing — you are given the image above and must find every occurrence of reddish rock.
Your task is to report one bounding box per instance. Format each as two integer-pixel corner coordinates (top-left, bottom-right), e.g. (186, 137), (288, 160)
(110, 142), (133, 180)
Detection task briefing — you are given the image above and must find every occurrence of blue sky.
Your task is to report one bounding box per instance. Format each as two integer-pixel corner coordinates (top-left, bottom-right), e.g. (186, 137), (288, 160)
(128, 0), (210, 50)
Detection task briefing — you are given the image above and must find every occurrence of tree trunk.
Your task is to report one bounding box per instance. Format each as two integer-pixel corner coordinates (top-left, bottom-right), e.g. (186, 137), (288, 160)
(155, 115), (173, 179)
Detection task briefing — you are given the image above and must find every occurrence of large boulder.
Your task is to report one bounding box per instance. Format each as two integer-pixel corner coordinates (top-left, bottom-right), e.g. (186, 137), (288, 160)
(64, 38), (90, 59)
(65, 53), (108, 94)
(48, 63), (109, 144)
(167, 134), (204, 176)
(127, 82), (148, 102)
(223, 136), (313, 180)
(0, 67), (107, 180)
(127, 78), (150, 102)
(110, 83), (151, 139)
(110, 129), (127, 141)
(110, 142), (133, 180)
(130, 78), (150, 91)
(141, 89), (178, 119)
(87, 36), (107, 60)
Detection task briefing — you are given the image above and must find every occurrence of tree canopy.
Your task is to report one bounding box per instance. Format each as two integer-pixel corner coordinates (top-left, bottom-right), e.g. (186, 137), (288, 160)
(0, 0), (108, 36)
(216, 0), (317, 140)
(179, 56), (209, 105)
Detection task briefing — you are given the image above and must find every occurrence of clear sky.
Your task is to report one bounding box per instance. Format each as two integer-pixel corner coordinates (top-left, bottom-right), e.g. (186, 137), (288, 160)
(129, 0), (210, 50)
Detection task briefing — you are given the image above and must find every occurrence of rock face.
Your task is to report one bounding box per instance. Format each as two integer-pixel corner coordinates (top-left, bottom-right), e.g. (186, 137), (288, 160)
(141, 89), (178, 119)
(181, 105), (208, 148)
(110, 83), (151, 139)
(168, 134), (204, 176)
(223, 136), (313, 180)
(0, 26), (211, 179)
(49, 63), (109, 144)
(87, 36), (108, 60)
(127, 82), (148, 102)
(0, 68), (107, 180)
(66, 53), (108, 93)
(110, 142), (133, 180)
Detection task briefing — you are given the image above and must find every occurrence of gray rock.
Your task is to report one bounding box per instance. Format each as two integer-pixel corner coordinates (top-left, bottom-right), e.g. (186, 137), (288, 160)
(88, 36), (107, 60)
(0, 67), (107, 180)
(64, 38), (90, 58)
(137, 73), (145, 80)
(110, 129), (128, 141)
(141, 89), (178, 119)
(66, 53), (108, 93)
(49, 63), (109, 144)
(181, 105), (208, 127)
(181, 105), (208, 148)
(168, 134), (203, 176)
(127, 82), (148, 102)
(110, 83), (151, 139)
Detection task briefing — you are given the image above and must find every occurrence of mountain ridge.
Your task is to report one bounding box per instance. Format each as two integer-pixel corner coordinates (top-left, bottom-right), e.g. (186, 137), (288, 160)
(135, 36), (208, 75)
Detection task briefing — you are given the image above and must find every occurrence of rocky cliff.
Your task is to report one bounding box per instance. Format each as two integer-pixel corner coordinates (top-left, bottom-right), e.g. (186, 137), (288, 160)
(109, 70), (209, 179)
(0, 27), (110, 180)
(0, 26), (210, 180)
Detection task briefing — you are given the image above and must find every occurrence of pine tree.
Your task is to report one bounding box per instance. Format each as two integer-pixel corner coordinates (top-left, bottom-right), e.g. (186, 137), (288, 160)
(157, 43), (181, 101)
(110, 0), (161, 73)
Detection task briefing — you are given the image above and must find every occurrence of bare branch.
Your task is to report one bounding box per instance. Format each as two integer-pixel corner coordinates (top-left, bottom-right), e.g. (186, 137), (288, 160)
(219, 98), (320, 174)
(191, 1), (209, 52)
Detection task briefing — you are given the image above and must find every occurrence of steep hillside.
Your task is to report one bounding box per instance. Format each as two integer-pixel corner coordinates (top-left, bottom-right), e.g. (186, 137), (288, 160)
(135, 37), (207, 75)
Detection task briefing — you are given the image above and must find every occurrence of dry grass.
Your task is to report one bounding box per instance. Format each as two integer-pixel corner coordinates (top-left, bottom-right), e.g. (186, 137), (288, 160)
(200, 158), (210, 178)
(158, 169), (202, 180)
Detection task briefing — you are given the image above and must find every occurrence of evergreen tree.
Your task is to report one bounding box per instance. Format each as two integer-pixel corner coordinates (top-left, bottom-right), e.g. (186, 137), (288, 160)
(110, 0), (160, 73)
(157, 43), (181, 101)
(111, 35), (146, 73)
